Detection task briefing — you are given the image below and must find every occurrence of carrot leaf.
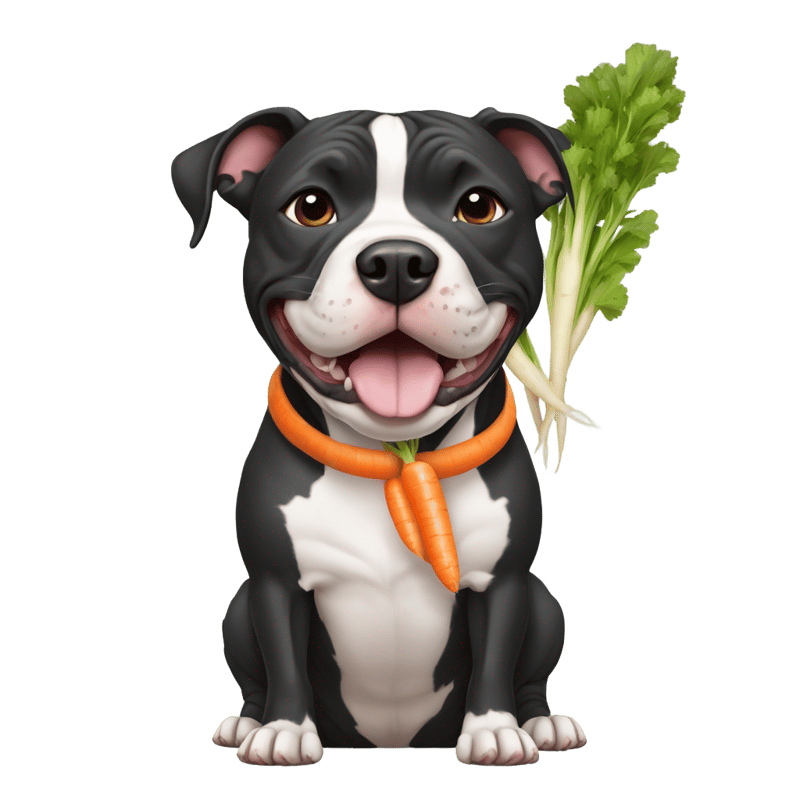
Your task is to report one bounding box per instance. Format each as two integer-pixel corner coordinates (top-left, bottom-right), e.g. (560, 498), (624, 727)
(382, 439), (420, 463)
(545, 43), (682, 323)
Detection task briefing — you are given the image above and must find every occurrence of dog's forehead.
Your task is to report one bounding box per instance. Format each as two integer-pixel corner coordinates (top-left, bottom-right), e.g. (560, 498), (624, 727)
(278, 109), (500, 173)
(399, 110), (523, 190)
(400, 110), (495, 150)
(276, 109), (380, 167)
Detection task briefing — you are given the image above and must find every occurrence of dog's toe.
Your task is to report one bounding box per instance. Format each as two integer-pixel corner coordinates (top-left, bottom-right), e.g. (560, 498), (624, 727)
(213, 716), (260, 748)
(521, 714), (586, 751)
(237, 724), (323, 765)
(456, 726), (538, 766)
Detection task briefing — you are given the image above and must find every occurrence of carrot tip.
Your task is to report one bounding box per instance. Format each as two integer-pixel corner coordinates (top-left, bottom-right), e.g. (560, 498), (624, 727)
(434, 567), (460, 593)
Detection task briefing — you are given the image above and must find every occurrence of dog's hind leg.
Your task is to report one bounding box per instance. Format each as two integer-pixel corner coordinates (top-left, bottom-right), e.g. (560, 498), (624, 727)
(212, 580), (266, 747)
(514, 574), (586, 751)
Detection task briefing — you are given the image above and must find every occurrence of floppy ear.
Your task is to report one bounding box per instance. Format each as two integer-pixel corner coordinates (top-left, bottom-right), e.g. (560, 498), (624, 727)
(473, 107), (573, 214)
(172, 107), (308, 248)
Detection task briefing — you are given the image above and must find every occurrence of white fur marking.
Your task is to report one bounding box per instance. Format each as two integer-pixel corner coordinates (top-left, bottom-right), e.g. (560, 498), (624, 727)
(280, 398), (510, 746)
(237, 715), (322, 765)
(280, 425), (454, 747)
(457, 710), (539, 765)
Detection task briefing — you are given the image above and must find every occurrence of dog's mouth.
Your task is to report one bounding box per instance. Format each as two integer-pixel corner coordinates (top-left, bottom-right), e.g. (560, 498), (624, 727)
(269, 300), (517, 418)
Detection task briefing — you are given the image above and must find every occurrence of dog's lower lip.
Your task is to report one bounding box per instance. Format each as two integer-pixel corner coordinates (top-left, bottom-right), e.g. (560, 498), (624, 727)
(268, 299), (515, 402)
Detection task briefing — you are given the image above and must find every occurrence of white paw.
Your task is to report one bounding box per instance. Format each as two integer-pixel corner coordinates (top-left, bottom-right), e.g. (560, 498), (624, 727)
(521, 715), (586, 751)
(456, 711), (539, 766)
(237, 717), (323, 766)
(212, 716), (261, 748)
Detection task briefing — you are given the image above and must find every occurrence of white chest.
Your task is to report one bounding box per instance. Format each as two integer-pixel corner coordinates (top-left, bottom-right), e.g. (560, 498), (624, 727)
(278, 403), (511, 746)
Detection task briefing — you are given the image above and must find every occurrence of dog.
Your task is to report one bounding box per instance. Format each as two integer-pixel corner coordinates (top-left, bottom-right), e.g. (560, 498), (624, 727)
(172, 107), (586, 766)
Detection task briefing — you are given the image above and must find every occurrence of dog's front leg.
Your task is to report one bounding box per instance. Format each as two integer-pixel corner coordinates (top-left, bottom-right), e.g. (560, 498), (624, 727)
(457, 572), (538, 765)
(236, 576), (323, 766)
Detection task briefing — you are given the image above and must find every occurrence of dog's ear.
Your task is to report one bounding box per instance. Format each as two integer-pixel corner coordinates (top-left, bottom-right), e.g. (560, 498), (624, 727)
(172, 107), (308, 248)
(473, 107), (573, 214)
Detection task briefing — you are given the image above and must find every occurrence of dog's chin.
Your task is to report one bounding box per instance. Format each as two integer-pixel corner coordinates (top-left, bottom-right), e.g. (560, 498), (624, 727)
(290, 368), (496, 442)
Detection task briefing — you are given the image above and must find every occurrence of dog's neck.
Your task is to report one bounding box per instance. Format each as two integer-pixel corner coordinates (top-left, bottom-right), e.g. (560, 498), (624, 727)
(284, 367), (500, 449)
(321, 398), (474, 452)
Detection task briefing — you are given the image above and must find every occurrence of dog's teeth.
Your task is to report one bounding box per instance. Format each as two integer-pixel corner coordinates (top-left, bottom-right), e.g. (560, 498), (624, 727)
(344, 376), (353, 392)
(444, 361), (468, 381)
(330, 365), (346, 381)
(310, 353), (330, 370)
(444, 358), (479, 382)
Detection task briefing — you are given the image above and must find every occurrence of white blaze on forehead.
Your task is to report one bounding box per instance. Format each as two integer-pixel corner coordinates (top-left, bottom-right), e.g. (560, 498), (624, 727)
(369, 114), (409, 218)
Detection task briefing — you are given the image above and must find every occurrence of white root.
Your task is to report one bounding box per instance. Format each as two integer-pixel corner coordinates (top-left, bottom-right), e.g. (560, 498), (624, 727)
(569, 305), (596, 367)
(523, 386), (542, 434)
(553, 306), (597, 470)
(541, 232), (585, 453)
(534, 420), (552, 475)
(555, 411), (566, 472)
(522, 386), (542, 450)
(506, 342), (603, 431)
(550, 242), (584, 392)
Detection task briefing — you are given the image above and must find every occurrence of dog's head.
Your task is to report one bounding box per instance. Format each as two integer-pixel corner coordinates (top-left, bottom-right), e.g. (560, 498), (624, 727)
(173, 108), (571, 439)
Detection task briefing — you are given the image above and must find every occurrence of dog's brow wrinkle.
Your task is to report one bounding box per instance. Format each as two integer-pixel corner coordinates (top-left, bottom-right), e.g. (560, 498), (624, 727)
(292, 121), (377, 181)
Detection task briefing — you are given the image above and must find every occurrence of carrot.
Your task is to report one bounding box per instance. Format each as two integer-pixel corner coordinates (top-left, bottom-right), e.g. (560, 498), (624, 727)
(269, 368), (401, 480)
(401, 461), (459, 593)
(270, 365), (519, 594)
(384, 477), (428, 562)
(418, 374), (517, 478)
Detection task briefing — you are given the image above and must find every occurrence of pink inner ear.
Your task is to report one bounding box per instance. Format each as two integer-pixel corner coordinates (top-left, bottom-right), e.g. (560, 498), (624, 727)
(496, 129), (562, 195)
(217, 125), (285, 184)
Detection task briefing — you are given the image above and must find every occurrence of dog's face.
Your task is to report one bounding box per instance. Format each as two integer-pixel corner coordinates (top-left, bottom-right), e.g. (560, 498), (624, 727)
(174, 108), (571, 439)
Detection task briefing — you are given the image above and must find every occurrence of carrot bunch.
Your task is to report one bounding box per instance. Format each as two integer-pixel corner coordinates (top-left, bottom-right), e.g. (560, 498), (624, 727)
(382, 439), (460, 593)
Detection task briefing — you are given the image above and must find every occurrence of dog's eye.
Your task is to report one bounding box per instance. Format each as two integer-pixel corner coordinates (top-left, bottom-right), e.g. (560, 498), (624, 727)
(284, 190), (337, 227)
(454, 189), (505, 225)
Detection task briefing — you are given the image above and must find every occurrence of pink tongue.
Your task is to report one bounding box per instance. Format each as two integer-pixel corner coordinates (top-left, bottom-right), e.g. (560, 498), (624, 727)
(348, 338), (444, 418)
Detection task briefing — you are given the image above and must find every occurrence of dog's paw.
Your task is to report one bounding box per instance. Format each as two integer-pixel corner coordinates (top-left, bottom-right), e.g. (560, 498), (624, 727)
(237, 718), (323, 766)
(456, 711), (539, 765)
(521, 715), (586, 751)
(212, 716), (261, 748)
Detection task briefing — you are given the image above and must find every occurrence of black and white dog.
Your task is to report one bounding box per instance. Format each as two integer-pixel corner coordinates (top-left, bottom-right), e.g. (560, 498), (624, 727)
(173, 108), (586, 765)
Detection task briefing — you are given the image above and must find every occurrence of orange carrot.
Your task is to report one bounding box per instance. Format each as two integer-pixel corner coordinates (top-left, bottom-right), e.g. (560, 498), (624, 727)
(268, 365), (519, 595)
(269, 367), (401, 479)
(401, 461), (460, 593)
(384, 477), (428, 562)
(418, 374), (516, 478)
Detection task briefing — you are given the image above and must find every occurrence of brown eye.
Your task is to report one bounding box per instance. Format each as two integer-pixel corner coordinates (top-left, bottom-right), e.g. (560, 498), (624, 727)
(285, 190), (337, 227)
(454, 189), (506, 225)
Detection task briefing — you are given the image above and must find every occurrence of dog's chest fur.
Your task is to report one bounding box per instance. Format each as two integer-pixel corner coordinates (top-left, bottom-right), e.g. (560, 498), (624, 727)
(279, 400), (511, 746)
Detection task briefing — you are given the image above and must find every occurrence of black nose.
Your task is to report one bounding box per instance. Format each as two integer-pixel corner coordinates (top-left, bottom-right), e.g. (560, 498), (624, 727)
(355, 240), (439, 305)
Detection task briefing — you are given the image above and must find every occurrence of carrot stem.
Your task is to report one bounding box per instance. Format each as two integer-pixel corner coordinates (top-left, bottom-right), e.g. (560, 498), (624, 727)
(382, 439), (419, 464)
